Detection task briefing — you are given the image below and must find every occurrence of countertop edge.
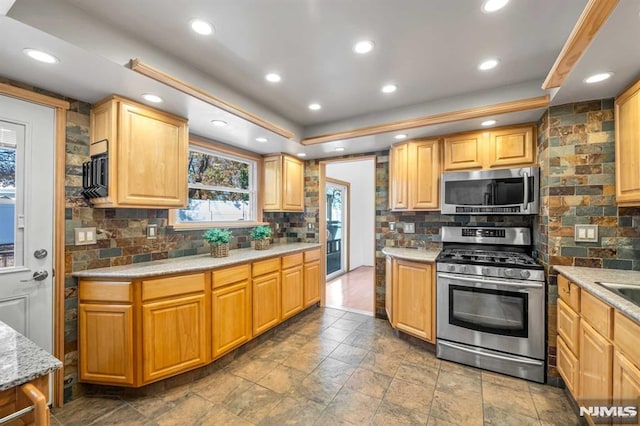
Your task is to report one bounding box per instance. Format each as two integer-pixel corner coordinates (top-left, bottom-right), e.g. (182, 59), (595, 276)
(553, 266), (640, 324)
(381, 247), (440, 263)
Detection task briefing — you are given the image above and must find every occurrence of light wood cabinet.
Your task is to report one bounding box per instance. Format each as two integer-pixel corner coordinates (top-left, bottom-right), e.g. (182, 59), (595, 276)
(89, 95), (188, 208)
(557, 335), (579, 396)
(390, 258), (435, 342)
(385, 256), (392, 322)
(443, 124), (536, 171)
(579, 320), (613, 402)
(212, 264), (251, 359)
(615, 78), (640, 206)
(303, 249), (321, 307)
(263, 154), (304, 211)
(613, 350), (640, 405)
(0, 376), (49, 426)
(252, 258), (281, 336)
(389, 139), (440, 211)
(281, 253), (304, 320)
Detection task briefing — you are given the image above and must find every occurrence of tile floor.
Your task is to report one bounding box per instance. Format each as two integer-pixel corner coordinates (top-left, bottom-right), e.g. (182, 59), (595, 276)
(52, 307), (580, 425)
(326, 266), (375, 314)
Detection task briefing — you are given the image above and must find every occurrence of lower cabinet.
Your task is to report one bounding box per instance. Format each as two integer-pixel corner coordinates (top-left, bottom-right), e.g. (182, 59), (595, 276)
(252, 258), (282, 336)
(579, 320), (613, 403)
(212, 265), (252, 359)
(303, 249), (321, 307)
(385, 256), (393, 322)
(282, 265), (304, 320)
(388, 257), (435, 343)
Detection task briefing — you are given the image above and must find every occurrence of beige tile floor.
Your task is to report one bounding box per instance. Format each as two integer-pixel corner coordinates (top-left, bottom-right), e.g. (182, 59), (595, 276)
(52, 308), (580, 425)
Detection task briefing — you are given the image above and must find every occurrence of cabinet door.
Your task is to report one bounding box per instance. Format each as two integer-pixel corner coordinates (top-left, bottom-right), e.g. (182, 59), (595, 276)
(615, 85), (640, 205)
(487, 126), (534, 168)
(392, 259), (434, 342)
(253, 272), (281, 336)
(389, 143), (409, 210)
(557, 299), (580, 355)
(212, 281), (251, 359)
(385, 256), (393, 323)
(282, 155), (304, 211)
(282, 265), (304, 320)
(410, 139), (440, 210)
(613, 350), (640, 404)
(303, 260), (321, 307)
(79, 303), (134, 385)
(117, 101), (188, 207)
(557, 336), (579, 397)
(263, 156), (282, 210)
(579, 320), (613, 402)
(142, 294), (207, 383)
(443, 133), (484, 171)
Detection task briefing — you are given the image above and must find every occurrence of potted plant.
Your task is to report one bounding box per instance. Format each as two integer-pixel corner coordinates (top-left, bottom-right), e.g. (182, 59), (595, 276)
(250, 225), (273, 250)
(203, 228), (232, 257)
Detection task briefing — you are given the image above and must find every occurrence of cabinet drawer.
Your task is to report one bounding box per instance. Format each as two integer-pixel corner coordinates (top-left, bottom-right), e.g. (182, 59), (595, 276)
(252, 257), (280, 277)
(212, 264), (250, 289)
(282, 252), (303, 269)
(80, 281), (132, 303)
(557, 299), (580, 355)
(558, 274), (580, 312)
(581, 290), (613, 339)
(557, 335), (579, 396)
(304, 248), (321, 263)
(614, 310), (640, 363)
(142, 273), (205, 301)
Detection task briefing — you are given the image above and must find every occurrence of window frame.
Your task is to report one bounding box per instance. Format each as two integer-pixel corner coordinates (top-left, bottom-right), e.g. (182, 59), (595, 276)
(169, 137), (266, 230)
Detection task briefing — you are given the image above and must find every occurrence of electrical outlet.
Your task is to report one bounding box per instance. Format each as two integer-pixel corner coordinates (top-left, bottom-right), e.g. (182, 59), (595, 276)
(389, 222), (396, 231)
(147, 224), (158, 239)
(575, 224), (598, 242)
(307, 223), (313, 230)
(403, 223), (415, 233)
(75, 227), (97, 245)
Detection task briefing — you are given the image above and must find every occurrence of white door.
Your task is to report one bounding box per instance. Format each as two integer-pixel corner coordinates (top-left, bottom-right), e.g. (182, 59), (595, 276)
(326, 180), (348, 280)
(0, 94), (55, 354)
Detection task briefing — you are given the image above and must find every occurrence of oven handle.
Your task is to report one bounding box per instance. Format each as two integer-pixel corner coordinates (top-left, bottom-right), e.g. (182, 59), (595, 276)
(439, 341), (544, 366)
(437, 273), (543, 289)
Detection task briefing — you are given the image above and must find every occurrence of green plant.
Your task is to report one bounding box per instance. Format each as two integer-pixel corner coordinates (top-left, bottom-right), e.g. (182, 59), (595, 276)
(202, 228), (232, 245)
(250, 225), (273, 241)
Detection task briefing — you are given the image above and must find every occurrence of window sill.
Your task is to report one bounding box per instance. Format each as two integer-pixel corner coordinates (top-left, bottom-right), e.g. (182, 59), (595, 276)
(169, 221), (270, 231)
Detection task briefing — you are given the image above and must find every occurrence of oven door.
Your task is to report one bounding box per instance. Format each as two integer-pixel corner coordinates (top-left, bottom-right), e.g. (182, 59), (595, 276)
(436, 272), (545, 359)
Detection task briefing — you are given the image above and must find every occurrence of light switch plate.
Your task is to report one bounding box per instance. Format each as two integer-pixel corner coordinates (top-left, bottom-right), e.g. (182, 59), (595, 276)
(403, 223), (416, 233)
(147, 224), (158, 239)
(75, 227), (97, 245)
(575, 224), (598, 242)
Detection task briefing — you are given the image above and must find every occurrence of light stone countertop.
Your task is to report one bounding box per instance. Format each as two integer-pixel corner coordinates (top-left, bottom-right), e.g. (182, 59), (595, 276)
(381, 247), (441, 263)
(72, 243), (321, 279)
(553, 266), (640, 324)
(0, 321), (62, 391)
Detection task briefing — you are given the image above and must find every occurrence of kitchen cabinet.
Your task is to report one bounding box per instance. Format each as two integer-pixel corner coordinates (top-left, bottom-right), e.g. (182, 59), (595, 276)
(303, 248), (321, 307)
(615, 78), (640, 206)
(579, 320), (613, 402)
(211, 264), (251, 359)
(613, 350), (640, 405)
(0, 376), (50, 426)
(263, 154), (304, 211)
(385, 256), (393, 322)
(443, 124), (535, 171)
(252, 257), (281, 336)
(389, 139), (440, 211)
(390, 258), (435, 342)
(89, 95), (188, 208)
(281, 253), (304, 320)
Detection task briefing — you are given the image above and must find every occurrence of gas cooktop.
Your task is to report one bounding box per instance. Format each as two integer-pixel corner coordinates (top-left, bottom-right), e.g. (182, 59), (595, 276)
(437, 248), (541, 268)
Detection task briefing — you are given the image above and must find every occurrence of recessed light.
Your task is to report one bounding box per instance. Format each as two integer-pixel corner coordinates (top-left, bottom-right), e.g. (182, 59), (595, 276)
(211, 120), (228, 127)
(297, 153), (307, 157)
(190, 19), (213, 35)
(353, 40), (374, 54)
(265, 73), (282, 83)
(394, 134), (408, 140)
(478, 59), (500, 71)
(481, 0), (509, 13)
(23, 48), (59, 64)
(381, 84), (397, 94)
(481, 119), (497, 126)
(584, 72), (613, 84)
(335, 147), (345, 152)
(308, 103), (322, 111)
(256, 137), (268, 142)
(141, 93), (163, 103)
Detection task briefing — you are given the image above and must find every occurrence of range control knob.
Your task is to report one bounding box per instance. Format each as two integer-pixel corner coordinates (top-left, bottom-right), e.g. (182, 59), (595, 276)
(481, 267), (491, 276)
(520, 270), (531, 279)
(459, 265), (468, 273)
(504, 269), (514, 277)
(447, 264), (456, 272)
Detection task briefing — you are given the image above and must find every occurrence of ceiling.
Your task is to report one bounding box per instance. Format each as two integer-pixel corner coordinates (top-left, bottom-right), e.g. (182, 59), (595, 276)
(2, 0), (640, 159)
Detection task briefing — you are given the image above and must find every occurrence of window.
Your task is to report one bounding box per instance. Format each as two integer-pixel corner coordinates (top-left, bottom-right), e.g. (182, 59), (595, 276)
(172, 142), (259, 227)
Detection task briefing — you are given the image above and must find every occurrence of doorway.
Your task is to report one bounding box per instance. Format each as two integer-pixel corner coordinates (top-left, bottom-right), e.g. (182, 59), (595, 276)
(326, 178), (349, 279)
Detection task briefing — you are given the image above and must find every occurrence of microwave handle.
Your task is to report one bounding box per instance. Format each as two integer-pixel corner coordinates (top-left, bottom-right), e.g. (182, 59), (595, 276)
(523, 171), (529, 204)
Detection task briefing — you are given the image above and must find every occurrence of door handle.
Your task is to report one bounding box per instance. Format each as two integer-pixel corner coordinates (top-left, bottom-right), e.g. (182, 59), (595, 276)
(20, 271), (49, 282)
(34, 249), (48, 259)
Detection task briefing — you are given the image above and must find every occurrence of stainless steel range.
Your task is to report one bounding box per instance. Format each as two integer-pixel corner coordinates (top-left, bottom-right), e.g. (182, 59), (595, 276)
(435, 226), (545, 383)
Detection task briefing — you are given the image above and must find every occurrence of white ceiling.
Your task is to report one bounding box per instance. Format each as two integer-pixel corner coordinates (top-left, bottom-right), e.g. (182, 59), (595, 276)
(2, 0), (640, 159)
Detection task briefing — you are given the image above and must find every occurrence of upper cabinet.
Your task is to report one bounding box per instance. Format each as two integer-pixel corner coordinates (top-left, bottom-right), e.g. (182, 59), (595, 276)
(389, 139), (440, 211)
(615, 78), (640, 206)
(443, 124), (535, 171)
(263, 154), (304, 212)
(90, 96), (189, 208)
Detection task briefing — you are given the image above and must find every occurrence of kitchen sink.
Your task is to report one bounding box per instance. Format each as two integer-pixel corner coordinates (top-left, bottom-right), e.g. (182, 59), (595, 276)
(596, 282), (640, 306)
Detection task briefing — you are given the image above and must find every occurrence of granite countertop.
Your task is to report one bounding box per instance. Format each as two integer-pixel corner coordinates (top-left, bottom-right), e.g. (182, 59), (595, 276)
(554, 266), (640, 324)
(72, 242), (321, 279)
(0, 321), (62, 391)
(381, 247), (441, 263)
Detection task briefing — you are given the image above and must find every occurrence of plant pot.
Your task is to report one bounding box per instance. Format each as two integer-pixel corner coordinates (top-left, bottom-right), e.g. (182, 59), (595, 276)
(254, 239), (270, 250)
(210, 243), (229, 258)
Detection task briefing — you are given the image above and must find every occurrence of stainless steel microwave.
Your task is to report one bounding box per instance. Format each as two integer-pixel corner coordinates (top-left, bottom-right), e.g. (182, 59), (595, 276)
(441, 166), (539, 215)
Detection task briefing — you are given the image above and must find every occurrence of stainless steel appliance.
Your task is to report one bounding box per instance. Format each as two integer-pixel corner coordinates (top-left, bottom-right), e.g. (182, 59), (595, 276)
(441, 166), (539, 215)
(435, 226), (545, 383)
